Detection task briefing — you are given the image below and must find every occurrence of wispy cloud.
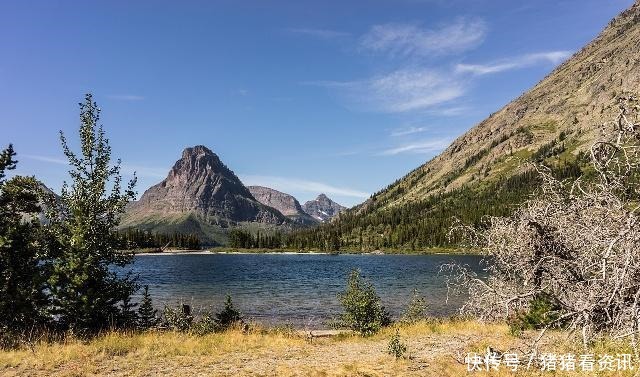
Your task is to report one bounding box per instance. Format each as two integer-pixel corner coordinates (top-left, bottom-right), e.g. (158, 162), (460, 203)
(429, 106), (469, 116)
(106, 94), (145, 101)
(22, 154), (166, 179)
(287, 28), (351, 39)
(22, 154), (67, 165)
(360, 18), (486, 58)
(308, 68), (465, 113)
(380, 138), (451, 155)
(239, 174), (369, 199)
(455, 51), (572, 75)
(390, 126), (428, 137)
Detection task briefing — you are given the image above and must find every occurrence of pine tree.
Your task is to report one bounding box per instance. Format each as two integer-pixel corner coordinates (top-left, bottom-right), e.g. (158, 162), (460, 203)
(45, 94), (138, 333)
(214, 294), (242, 331)
(0, 145), (49, 332)
(137, 285), (158, 329)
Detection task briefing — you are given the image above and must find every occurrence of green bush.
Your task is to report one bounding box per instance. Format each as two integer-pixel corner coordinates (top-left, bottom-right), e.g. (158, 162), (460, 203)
(214, 295), (243, 331)
(160, 296), (243, 334)
(508, 293), (561, 335)
(387, 329), (407, 359)
(191, 311), (218, 335)
(401, 289), (428, 324)
(162, 305), (193, 332)
(338, 269), (391, 336)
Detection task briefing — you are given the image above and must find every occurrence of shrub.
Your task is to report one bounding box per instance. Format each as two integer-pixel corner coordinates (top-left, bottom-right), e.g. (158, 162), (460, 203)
(214, 295), (243, 331)
(162, 304), (193, 332)
(401, 289), (428, 324)
(449, 96), (640, 348)
(160, 296), (243, 334)
(508, 293), (562, 336)
(0, 328), (21, 350)
(387, 329), (407, 359)
(338, 269), (390, 336)
(191, 311), (218, 335)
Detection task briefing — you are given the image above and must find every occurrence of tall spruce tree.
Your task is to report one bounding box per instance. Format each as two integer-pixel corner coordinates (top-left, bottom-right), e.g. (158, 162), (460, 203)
(137, 285), (158, 329)
(45, 94), (138, 332)
(0, 145), (49, 332)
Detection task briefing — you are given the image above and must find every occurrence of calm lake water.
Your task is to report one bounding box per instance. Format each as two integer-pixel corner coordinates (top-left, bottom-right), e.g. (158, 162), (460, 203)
(127, 253), (485, 328)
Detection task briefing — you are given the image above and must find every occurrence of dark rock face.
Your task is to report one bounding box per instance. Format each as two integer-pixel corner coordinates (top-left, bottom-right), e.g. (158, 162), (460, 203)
(302, 194), (346, 222)
(126, 146), (286, 226)
(248, 186), (318, 225)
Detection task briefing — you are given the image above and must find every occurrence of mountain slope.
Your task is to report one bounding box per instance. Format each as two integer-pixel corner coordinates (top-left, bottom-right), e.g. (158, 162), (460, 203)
(121, 146), (289, 245)
(367, 1), (640, 211)
(247, 186), (318, 225)
(288, 2), (640, 251)
(302, 194), (346, 222)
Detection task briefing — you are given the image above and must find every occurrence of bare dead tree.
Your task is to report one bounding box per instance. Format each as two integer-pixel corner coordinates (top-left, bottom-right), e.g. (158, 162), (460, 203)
(447, 96), (640, 350)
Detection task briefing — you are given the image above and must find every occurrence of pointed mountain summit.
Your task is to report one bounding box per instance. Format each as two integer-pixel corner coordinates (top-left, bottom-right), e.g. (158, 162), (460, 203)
(302, 194), (345, 222)
(247, 186), (318, 225)
(121, 146), (288, 245)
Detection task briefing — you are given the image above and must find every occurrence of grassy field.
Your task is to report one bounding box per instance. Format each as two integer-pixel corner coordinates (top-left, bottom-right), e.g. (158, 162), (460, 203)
(1, 320), (634, 376)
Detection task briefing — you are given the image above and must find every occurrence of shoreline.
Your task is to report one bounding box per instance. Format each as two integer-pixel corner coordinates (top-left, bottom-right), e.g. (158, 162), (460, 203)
(133, 248), (480, 256)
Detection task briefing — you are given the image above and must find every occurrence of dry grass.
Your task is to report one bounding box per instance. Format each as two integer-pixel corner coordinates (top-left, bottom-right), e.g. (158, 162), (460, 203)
(0, 320), (635, 376)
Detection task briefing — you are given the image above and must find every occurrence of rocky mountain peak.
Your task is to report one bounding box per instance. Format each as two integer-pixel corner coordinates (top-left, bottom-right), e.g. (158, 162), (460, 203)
(122, 146), (287, 241)
(303, 194), (346, 223)
(247, 186), (318, 225)
(170, 145), (236, 183)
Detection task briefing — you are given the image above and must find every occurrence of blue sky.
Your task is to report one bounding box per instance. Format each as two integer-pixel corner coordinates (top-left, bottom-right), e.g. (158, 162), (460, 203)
(1, 0), (634, 207)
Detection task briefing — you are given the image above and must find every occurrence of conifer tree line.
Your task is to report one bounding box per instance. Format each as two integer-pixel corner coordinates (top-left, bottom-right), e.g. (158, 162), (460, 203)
(0, 94), (143, 339)
(228, 229), (283, 249)
(117, 228), (201, 250)
(229, 149), (586, 252)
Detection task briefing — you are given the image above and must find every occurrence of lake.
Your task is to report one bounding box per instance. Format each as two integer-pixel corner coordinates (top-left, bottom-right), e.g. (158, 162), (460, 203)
(127, 253), (485, 328)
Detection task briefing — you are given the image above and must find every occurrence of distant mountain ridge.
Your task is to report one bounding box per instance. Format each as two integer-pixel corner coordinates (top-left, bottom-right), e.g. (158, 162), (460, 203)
(302, 194), (346, 222)
(120, 145), (346, 245)
(247, 186), (318, 225)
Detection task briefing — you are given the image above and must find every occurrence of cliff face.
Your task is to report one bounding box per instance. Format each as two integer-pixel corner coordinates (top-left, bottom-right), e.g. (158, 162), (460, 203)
(248, 186), (318, 225)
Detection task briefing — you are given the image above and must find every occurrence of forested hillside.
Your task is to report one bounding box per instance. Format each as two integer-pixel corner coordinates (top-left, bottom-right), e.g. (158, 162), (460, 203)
(246, 2), (640, 251)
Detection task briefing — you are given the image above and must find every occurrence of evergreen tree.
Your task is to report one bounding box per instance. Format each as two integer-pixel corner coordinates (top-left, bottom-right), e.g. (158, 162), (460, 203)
(0, 145), (49, 331)
(137, 285), (158, 329)
(214, 294), (242, 331)
(45, 94), (138, 333)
